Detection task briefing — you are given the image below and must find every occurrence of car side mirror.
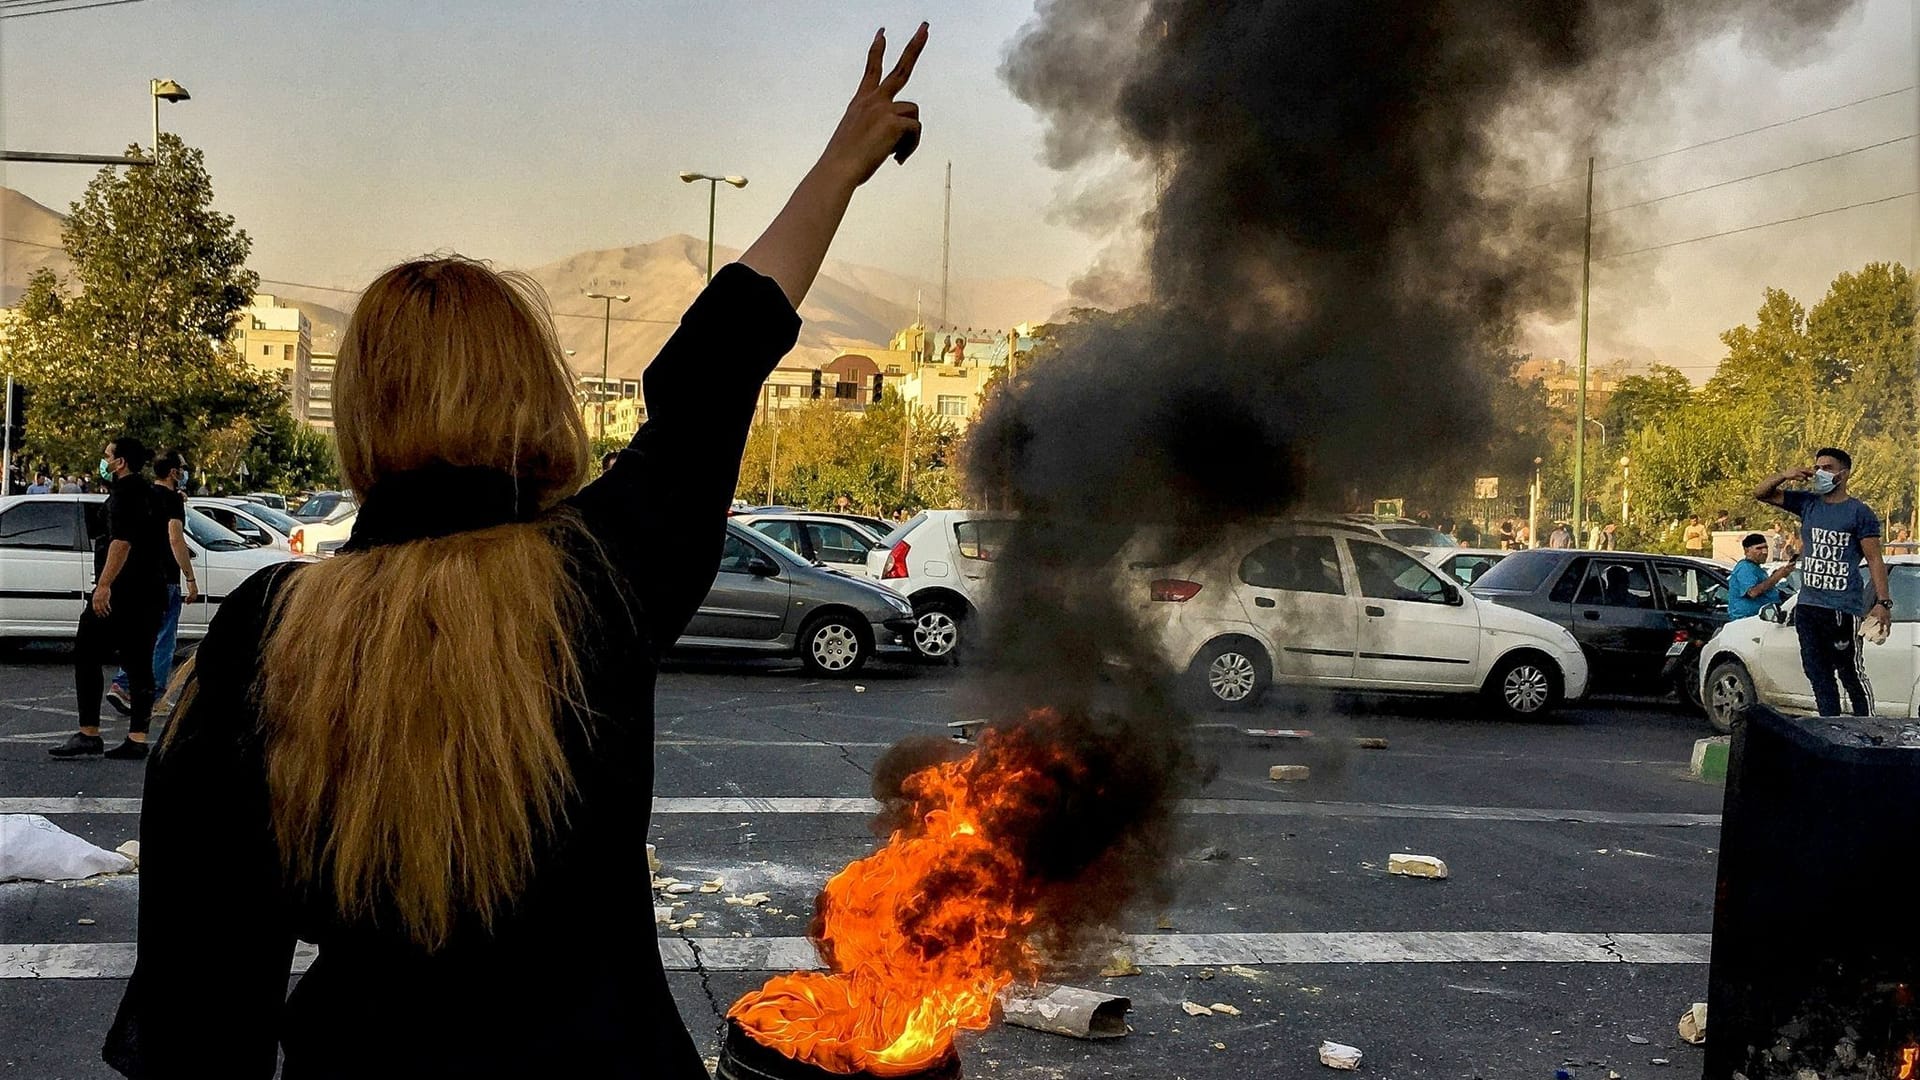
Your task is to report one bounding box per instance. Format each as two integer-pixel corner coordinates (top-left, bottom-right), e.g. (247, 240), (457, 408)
(1758, 602), (1782, 624)
(746, 555), (779, 577)
(1440, 582), (1462, 606)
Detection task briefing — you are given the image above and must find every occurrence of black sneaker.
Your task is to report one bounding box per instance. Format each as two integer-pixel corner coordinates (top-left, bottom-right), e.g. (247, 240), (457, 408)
(105, 686), (132, 716)
(48, 733), (105, 758)
(103, 739), (150, 761)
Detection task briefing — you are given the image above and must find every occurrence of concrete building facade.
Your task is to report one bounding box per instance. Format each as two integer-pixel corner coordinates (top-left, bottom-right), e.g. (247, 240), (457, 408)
(234, 294), (314, 423)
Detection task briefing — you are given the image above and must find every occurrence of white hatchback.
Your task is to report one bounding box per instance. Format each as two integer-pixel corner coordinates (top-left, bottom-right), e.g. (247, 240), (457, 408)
(1698, 556), (1919, 731)
(1130, 524), (1589, 717)
(865, 509), (1012, 660)
(0, 494), (301, 641)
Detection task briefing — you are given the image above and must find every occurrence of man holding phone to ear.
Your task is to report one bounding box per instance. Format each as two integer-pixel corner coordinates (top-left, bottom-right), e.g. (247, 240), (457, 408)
(1755, 446), (1892, 717)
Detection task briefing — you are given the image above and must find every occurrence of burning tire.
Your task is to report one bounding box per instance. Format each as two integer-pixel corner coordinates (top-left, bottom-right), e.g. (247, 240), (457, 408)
(1191, 637), (1269, 710)
(799, 613), (868, 677)
(1704, 658), (1753, 735)
(910, 600), (963, 661)
(1485, 651), (1561, 719)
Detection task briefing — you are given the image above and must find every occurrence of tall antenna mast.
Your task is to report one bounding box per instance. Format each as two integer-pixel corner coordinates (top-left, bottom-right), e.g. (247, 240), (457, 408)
(940, 160), (951, 328)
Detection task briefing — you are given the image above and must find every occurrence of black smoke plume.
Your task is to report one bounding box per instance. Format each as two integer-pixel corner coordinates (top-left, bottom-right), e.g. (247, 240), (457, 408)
(868, 0), (1858, 975)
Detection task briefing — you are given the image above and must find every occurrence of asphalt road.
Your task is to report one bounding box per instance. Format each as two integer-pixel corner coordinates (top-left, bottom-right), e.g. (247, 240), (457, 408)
(1, 644), (1728, 1079)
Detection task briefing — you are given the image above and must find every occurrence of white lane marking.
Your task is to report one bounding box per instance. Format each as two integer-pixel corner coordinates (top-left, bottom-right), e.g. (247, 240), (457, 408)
(2, 931), (1710, 979)
(0, 794), (1721, 826)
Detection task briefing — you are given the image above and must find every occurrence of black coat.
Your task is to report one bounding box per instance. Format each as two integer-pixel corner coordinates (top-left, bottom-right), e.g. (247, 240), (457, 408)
(104, 264), (801, 1078)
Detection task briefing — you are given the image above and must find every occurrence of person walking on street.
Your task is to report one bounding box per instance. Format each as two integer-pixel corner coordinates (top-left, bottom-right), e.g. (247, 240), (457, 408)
(26, 473), (52, 494)
(105, 452), (199, 720)
(58, 475), (81, 493)
(1754, 446), (1893, 716)
(1728, 532), (1795, 620)
(105, 24), (929, 1078)
(1766, 520), (1791, 562)
(1599, 522), (1618, 550)
(49, 436), (170, 759)
(1683, 516), (1709, 554)
(1548, 520), (1572, 548)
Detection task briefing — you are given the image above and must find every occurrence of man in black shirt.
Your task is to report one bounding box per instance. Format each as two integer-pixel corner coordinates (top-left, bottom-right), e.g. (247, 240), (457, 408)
(50, 435), (171, 760)
(107, 450), (199, 718)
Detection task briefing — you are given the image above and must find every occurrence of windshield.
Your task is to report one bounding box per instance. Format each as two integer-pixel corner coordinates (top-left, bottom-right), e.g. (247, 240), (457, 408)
(1892, 565), (1919, 623)
(732, 524), (811, 569)
(184, 508), (254, 552)
(295, 493), (338, 518)
(1380, 526), (1457, 548)
(1470, 551), (1561, 593)
(240, 502), (302, 533)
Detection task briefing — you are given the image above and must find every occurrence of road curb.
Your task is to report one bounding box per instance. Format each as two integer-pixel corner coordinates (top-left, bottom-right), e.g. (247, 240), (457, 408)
(1690, 736), (1730, 782)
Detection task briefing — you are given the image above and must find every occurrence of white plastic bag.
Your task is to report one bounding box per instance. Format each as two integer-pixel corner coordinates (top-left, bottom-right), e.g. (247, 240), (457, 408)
(0, 815), (134, 882)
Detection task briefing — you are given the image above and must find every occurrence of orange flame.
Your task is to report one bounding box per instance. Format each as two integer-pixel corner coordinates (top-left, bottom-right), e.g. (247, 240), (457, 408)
(1899, 1043), (1918, 1080)
(728, 718), (1078, 1075)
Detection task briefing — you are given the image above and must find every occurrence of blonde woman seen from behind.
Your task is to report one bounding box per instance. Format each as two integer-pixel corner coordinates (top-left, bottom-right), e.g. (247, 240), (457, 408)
(105, 25), (928, 1079)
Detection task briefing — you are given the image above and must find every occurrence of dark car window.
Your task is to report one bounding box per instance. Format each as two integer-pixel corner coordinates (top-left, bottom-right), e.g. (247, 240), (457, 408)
(1575, 559), (1656, 609)
(1473, 552), (1562, 594)
(1379, 525), (1457, 549)
(1239, 535), (1344, 594)
(1890, 566), (1918, 624)
(1444, 553), (1503, 586)
(184, 509), (252, 553)
(1656, 562), (1727, 613)
(1351, 539), (1451, 603)
(807, 522), (870, 564)
(295, 493), (340, 518)
(955, 519), (1012, 561)
(752, 519), (806, 556)
(0, 502), (79, 550)
(718, 533), (764, 573)
(1549, 557), (1590, 603)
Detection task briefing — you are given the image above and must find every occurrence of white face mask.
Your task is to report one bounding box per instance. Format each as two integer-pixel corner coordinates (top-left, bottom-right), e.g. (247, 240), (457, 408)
(1809, 468), (1838, 495)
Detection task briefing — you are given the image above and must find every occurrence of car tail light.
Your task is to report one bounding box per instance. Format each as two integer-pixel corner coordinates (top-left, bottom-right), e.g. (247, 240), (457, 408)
(1150, 578), (1203, 602)
(882, 540), (910, 580)
(1673, 630), (1690, 643)
(290, 528), (305, 554)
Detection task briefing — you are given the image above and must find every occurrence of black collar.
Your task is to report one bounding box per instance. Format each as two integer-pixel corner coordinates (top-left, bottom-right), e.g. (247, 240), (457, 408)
(341, 463), (542, 551)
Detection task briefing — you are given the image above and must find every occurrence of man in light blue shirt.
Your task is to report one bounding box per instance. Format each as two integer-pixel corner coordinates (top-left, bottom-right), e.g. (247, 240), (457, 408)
(1727, 532), (1793, 620)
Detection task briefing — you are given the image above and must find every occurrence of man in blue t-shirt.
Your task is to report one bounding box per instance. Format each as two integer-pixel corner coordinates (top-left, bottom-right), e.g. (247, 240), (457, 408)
(1727, 532), (1794, 620)
(1755, 446), (1893, 717)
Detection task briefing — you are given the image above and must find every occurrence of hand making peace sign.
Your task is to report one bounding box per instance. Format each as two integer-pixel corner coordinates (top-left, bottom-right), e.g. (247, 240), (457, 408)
(821, 22), (928, 186)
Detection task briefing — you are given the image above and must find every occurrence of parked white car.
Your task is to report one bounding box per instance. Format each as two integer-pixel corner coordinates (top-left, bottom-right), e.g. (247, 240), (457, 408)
(735, 513), (888, 575)
(1698, 556), (1919, 731)
(1128, 523), (1589, 717)
(189, 497), (303, 553)
(865, 510), (1012, 659)
(0, 494), (303, 641)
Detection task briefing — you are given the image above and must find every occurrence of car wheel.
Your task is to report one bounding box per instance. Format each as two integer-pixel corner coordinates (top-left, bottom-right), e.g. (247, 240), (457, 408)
(1704, 659), (1753, 735)
(800, 614), (868, 678)
(1486, 652), (1561, 719)
(911, 601), (963, 661)
(1191, 638), (1269, 711)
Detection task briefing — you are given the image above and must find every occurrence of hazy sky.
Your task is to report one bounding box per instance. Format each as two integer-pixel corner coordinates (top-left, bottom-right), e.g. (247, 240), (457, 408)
(2, 0), (1915, 376)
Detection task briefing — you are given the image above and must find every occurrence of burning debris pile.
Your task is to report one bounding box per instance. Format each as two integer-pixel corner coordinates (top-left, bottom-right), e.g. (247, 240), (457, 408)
(727, 710), (1187, 1075)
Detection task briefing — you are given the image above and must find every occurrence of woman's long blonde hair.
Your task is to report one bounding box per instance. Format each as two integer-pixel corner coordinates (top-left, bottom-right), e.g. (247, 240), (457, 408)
(259, 256), (593, 949)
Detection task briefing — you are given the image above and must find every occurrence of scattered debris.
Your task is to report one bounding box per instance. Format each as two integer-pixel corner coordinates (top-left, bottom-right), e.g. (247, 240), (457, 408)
(1189, 844), (1232, 861)
(947, 719), (987, 743)
(698, 877), (725, 894)
(645, 843), (660, 874)
(1387, 853), (1449, 879)
(1155, 914), (1176, 930)
(1318, 1040), (1363, 1070)
(1099, 951), (1142, 978)
(1246, 728), (1313, 739)
(1355, 737), (1389, 749)
(1792, 1071), (1817, 1080)
(1209, 1003), (1242, 1016)
(653, 875), (679, 888)
(1268, 765), (1311, 782)
(1228, 965), (1261, 979)
(0, 815), (135, 882)
(724, 892), (772, 907)
(115, 840), (140, 871)
(1213, 1041), (1227, 1050)
(654, 906), (673, 925)
(1628, 1035), (1650, 1045)
(999, 983), (1131, 1039)
(76, 917), (96, 926)
(1677, 1001), (1707, 1045)
(665, 882), (698, 895)
(1609, 1072), (1623, 1079)
(1182, 1002), (1215, 1017)
(1651, 1058), (1671, 1066)
(854, 685), (867, 693)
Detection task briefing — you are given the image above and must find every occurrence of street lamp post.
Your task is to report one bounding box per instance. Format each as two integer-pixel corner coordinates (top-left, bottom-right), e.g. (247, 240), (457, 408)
(1620, 455), (1631, 527)
(583, 292), (629, 439)
(150, 78), (189, 158)
(678, 171), (748, 282)
(1529, 456), (1543, 550)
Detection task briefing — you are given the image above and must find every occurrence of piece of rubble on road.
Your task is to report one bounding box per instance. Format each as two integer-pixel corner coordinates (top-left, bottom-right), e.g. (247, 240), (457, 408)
(115, 840), (141, 871)
(999, 983), (1130, 1039)
(654, 906), (673, 925)
(646, 843), (660, 874)
(1181, 1001), (1215, 1017)
(1099, 951), (1141, 978)
(1387, 853), (1449, 879)
(1355, 737), (1389, 749)
(1228, 965), (1260, 979)
(1209, 1003), (1241, 1015)
(1268, 765), (1311, 782)
(698, 877), (725, 893)
(1245, 728), (1313, 739)
(1678, 1001), (1707, 1044)
(1318, 1040), (1362, 1070)
(664, 881), (698, 895)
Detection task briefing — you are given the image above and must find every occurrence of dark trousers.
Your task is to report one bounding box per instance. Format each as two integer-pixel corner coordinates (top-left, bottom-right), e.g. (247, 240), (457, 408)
(1794, 604), (1873, 717)
(75, 587), (165, 734)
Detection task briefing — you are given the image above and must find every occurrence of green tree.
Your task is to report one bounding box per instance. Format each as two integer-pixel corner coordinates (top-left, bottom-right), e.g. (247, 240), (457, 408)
(0, 134), (276, 470)
(1601, 364), (1693, 439)
(738, 391), (959, 512)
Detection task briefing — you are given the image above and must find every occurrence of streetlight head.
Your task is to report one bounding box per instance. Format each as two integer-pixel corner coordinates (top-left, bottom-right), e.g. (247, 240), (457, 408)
(614, 294), (630, 303)
(724, 175), (748, 188)
(151, 78), (190, 102)
(678, 171), (702, 183)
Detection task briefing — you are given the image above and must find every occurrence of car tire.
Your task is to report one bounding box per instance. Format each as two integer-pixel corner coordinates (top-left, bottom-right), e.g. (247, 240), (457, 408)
(1190, 637), (1270, 711)
(1485, 651), (1562, 720)
(799, 613), (868, 678)
(910, 600), (964, 662)
(1703, 659), (1753, 735)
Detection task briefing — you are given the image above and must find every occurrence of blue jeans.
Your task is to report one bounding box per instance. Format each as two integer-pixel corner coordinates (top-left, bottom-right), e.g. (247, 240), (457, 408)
(112, 584), (182, 699)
